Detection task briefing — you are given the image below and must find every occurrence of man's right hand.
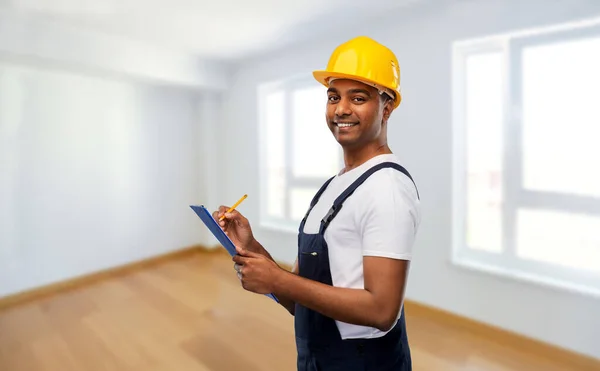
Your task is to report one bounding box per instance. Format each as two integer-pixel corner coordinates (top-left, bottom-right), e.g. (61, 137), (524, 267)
(213, 206), (260, 253)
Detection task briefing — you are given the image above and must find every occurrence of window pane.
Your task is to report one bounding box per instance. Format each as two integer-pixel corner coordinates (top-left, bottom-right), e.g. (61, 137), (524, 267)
(465, 52), (504, 252)
(264, 90), (285, 218)
(522, 36), (600, 198)
(292, 86), (340, 178)
(290, 187), (318, 222)
(517, 209), (600, 272)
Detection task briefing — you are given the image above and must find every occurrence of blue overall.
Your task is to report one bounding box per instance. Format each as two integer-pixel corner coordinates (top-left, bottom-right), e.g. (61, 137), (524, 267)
(294, 162), (419, 371)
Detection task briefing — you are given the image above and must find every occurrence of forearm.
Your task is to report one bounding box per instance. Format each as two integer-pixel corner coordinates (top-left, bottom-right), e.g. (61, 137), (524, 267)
(271, 269), (394, 331)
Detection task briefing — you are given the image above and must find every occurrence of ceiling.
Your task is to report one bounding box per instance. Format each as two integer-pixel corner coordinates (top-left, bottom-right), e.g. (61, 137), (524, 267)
(0, 0), (430, 60)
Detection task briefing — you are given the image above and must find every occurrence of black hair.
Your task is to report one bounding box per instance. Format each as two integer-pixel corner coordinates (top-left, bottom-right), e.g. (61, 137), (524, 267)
(380, 92), (394, 105)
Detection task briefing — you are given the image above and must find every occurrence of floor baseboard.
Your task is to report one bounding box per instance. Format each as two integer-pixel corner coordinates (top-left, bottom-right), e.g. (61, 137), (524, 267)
(0, 244), (207, 310)
(403, 300), (600, 369)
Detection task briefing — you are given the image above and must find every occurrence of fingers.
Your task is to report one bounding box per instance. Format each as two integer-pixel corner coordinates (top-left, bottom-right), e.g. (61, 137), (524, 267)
(234, 245), (262, 258)
(234, 262), (243, 280)
(218, 205), (229, 219)
(211, 206), (228, 221)
(213, 206), (234, 230)
(224, 210), (245, 226)
(212, 206), (226, 224)
(232, 254), (250, 265)
(222, 206), (248, 224)
(217, 205), (241, 221)
(214, 205), (247, 227)
(233, 256), (251, 282)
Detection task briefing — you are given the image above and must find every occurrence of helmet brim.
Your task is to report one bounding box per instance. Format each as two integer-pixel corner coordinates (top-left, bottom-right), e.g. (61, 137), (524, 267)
(313, 70), (401, 108)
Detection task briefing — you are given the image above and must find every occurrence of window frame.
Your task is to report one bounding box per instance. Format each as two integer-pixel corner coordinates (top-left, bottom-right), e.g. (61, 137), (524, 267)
(451, 22), (600, 297)
(257, 75), (343, 232)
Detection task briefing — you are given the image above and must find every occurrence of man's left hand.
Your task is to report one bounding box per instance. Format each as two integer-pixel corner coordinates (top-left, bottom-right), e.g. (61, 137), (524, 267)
(232, 246), (282, 294)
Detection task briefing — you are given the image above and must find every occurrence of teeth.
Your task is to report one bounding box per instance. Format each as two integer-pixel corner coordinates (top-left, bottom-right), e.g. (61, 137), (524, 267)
(337, 123), (356, 128)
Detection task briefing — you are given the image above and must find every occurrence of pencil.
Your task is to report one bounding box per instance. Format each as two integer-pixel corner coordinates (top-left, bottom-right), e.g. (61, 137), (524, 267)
(219, 194), (248, 221)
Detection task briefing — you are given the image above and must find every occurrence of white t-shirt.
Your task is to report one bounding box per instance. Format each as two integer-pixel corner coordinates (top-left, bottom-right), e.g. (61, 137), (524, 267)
(302, 153), (421, 339)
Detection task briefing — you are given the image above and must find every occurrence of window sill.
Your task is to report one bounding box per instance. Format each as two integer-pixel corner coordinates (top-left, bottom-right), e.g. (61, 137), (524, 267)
(451, 256), (600, 300)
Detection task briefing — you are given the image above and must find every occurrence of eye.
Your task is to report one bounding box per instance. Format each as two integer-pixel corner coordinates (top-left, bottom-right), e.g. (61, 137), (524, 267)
(353, 96), (367, 103)
(328, 95), (339, 103)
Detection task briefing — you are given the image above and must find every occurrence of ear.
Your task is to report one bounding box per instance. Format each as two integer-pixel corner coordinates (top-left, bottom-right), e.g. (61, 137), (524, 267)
(381, 97), (394, 124)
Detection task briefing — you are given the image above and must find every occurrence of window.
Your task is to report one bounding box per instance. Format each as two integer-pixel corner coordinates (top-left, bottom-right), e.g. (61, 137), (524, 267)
(258, 76), (342, 231)
(452, 19), (600, 296)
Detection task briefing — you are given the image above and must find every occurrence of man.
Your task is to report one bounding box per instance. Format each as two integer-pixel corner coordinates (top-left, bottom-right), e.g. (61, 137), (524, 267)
(213, 36), (421, 370)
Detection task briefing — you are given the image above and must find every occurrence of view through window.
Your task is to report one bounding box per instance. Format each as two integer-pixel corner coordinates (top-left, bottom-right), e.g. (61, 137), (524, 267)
(453, 21), (600, 294)
(258, 78), (341, 230)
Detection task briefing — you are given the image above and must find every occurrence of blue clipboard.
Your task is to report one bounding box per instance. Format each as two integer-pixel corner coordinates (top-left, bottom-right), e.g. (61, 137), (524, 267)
(190, 205), (279, 303)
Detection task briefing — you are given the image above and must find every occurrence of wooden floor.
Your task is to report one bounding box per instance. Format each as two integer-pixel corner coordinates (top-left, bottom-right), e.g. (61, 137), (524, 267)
(0, 250), (597, 371)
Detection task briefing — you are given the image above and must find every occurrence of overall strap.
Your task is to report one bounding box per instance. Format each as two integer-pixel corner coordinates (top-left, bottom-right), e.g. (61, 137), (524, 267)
(300, 175), (335, 226)
(311, 176), (336, 208)
(319, 162), (419, 234)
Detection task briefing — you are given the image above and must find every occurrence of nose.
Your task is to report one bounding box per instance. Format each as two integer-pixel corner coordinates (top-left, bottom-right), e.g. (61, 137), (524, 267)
(335, 98), (352, 117)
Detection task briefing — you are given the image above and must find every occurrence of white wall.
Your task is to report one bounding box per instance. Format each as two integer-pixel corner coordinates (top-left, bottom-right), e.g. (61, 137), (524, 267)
(222, 0), (600, 360)
(0, 11), (227, 297)
(196, 92), (227, 249)
(0, 59), (217, 297)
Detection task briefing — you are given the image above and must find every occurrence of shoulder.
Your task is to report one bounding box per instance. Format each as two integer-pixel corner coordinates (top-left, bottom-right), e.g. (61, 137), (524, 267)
(373, 165), (419, 199)
(347, 161), (421, 235)
(349, 162), (421, 259)
(354, 164), (420, 214)
(351, 155), (419, 200)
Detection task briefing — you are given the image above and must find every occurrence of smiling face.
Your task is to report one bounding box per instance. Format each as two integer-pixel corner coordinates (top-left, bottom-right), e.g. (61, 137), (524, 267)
(325, 79), (393, 150)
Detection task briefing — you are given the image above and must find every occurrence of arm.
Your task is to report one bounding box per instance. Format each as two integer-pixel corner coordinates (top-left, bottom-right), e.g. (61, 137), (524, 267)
(231, 172), (418, 327)
(274, 259), (298, 315)
(270, 171), (418, 330)
(271, 256), (408, 331)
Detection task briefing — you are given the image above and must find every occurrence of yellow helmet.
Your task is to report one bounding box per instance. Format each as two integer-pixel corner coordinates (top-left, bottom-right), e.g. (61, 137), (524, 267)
(313, 36), (402, 108)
